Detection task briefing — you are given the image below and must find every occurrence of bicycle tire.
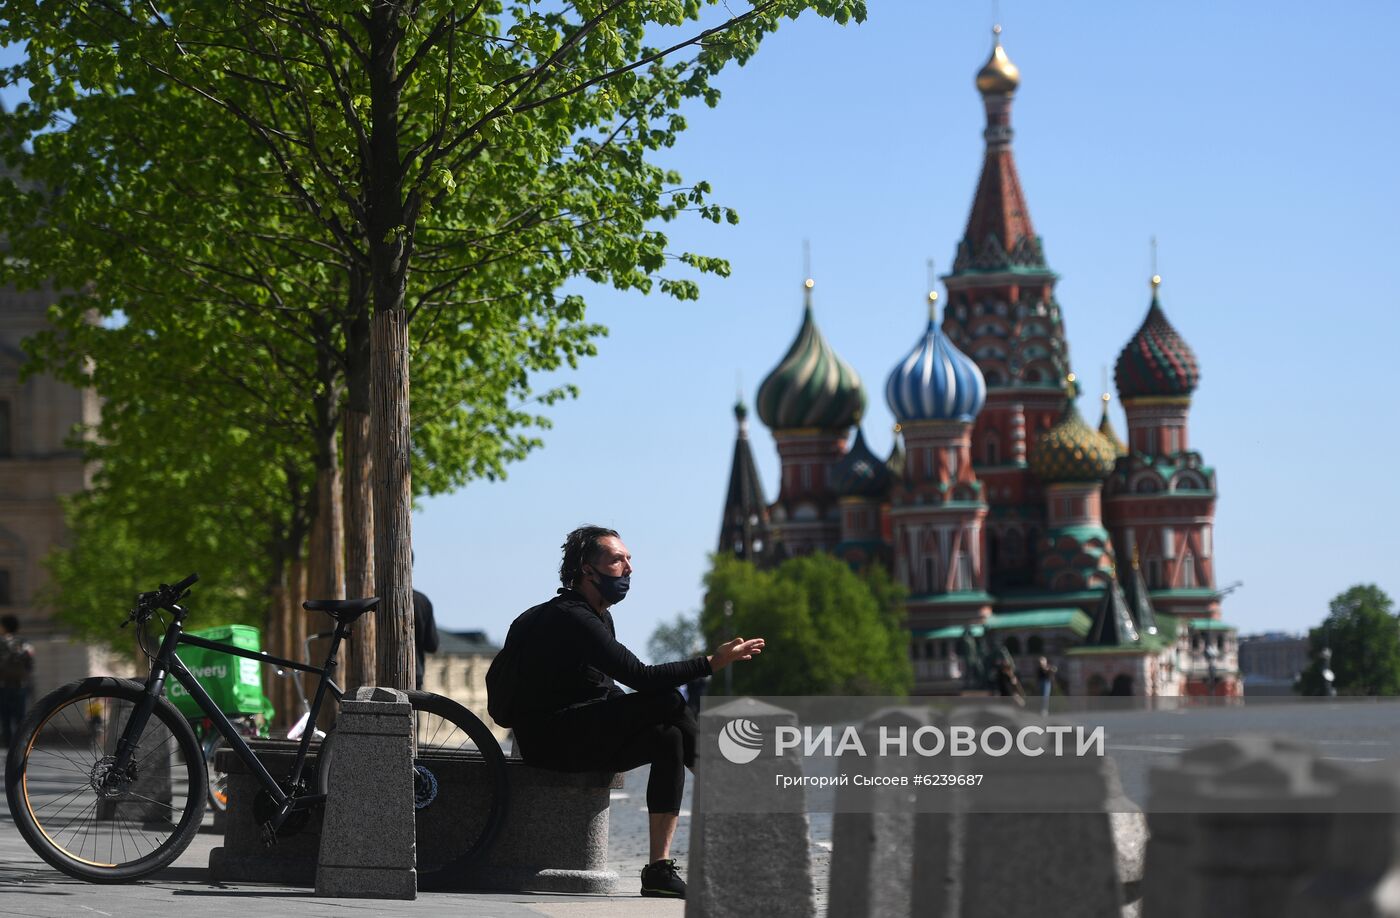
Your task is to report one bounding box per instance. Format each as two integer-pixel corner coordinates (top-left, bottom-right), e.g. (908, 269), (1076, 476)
(5, 677), (206, 883)
(317, 689), (507, 886)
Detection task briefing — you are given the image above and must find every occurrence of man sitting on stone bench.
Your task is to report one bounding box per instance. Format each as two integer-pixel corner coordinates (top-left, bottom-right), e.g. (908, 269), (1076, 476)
(495, 525), (764, 899)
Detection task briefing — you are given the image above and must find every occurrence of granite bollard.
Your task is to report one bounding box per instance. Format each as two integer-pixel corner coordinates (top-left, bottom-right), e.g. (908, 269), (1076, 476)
(1143, 736), (1342, 918)
(956, 705), (1123, 918)
(1295, 762), (1400, 918)
(687, 697), (815, 918)
(315, 686), (416, 899)
(829, 706), (936, 918)
(1192, 754), (1339, 918)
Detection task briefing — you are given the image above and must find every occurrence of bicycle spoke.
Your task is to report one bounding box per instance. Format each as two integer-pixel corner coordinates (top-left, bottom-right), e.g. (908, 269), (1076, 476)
(121, 791), (181, 814)
(58, 798), (100, 855)
(31, 785), (92, 817)
(27, 751), (97, 777)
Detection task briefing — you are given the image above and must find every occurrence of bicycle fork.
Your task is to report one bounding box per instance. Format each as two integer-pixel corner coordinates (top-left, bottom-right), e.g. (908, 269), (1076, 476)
(105, 620), (186, 795)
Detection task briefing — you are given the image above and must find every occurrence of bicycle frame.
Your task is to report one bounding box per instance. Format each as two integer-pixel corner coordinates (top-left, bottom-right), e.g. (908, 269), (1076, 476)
(112, 602), (351, 832)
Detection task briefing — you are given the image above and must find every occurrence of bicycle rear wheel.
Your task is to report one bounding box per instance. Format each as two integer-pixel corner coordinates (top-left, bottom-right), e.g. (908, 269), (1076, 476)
(5, 677), (206, 882)
(317, 690), (507, 887)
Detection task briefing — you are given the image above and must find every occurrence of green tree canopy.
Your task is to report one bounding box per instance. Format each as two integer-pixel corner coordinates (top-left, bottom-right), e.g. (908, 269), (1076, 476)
(1, 1), (867, 665)
(1298, 584), (1400, 696)
(701, 554), (910, 696)
(647, 611), (705, 664)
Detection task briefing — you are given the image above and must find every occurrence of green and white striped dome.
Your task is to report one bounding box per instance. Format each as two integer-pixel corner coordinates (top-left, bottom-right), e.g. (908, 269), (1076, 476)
(756, 284), (866, 432)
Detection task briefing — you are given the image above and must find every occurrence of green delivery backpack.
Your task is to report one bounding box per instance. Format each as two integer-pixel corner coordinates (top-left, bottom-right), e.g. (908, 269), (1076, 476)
(165, 624), (275, 722)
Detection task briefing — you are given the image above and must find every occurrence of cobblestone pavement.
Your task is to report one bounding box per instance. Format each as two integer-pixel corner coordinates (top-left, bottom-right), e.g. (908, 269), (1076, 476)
(0, 745), (825, 917)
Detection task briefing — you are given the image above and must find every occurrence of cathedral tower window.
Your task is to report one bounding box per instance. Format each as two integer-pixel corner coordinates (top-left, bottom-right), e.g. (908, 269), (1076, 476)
(0, 400), (10, 458)
(0, 570), (10, 606)
(1146, 557), (1163, 589)
(957, 552), (974, 590)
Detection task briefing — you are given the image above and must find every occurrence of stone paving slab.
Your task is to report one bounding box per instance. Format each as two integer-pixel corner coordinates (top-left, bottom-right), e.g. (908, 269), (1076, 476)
(0, 813), (682, 918)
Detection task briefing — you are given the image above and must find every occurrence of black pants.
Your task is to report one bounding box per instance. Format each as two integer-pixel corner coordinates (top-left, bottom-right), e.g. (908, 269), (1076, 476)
(516, 689), (697, 813)
(0, 687), (26, 747)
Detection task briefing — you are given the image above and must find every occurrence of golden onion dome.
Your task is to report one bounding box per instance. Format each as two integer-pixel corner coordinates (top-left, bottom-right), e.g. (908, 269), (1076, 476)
(1029, 377), (1119, 483)
(976, 26), (1021, 95)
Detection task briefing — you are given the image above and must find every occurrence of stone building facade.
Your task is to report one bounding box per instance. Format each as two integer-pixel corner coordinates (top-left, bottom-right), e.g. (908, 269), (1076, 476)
(0, 291), (131, 697)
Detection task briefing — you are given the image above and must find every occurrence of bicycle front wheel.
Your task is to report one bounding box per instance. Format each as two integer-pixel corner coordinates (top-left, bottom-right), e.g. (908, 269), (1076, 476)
(5, 677), (206, 882)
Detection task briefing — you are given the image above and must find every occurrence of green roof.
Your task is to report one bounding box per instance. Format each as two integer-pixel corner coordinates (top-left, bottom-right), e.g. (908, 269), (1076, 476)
(1151, 588), (1218, 599)
(915, 624), (985, 640)
(996, 589), (1103, 607)
(908, 591), (997, 606)
(1046, 525), (1111, 544)
(1153, 616), (1181, 641)
(1065, 644), (1156, 657)
(1189, 619), (1237, 632)
(984, 609), (1092, 636)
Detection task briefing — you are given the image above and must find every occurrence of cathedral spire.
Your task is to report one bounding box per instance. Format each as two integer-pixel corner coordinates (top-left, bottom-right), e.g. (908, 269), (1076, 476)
(717, 394), (769, 562)
(955, 26), (1043, 273)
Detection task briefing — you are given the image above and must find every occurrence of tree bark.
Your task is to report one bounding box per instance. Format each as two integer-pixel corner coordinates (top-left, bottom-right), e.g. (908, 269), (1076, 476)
(370, 307), (414, 689)
(343, 296), (377, 688)
(306, 427), (344, 732)
(307, 315), (346, 607)
(367, 8), (415, 690)
(286, 556), (308, 727)
(263, 567), (288, 731)
(306, 447), (345, 603)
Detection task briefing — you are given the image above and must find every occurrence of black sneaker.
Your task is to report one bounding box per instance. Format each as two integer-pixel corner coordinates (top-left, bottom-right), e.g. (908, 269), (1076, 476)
(640, 858), (686, 898)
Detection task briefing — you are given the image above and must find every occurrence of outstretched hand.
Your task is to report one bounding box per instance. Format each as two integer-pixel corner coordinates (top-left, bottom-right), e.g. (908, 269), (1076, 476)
(710, 636), (766, 672)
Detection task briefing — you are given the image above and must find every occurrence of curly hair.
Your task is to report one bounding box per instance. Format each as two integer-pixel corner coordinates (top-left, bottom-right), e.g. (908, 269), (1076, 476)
(559, 525), (620, 588)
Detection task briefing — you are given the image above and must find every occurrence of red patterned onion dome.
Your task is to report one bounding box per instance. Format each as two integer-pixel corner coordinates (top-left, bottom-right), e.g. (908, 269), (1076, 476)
(1114, 278), (1200, 399)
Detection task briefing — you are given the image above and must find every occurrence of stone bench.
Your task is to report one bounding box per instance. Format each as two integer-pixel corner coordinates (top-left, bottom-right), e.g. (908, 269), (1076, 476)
(208, 739), (620, 892)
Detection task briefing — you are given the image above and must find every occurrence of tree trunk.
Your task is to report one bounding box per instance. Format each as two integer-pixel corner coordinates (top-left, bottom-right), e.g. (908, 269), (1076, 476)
(306, 452), (345, 603)
(343, 297), (377, 689)
(286, 556), (308, 727)
(367, 9), (415, 690)
(370, 308), (414, 689)
(307, 317), (346, 607)
(263, 566), (288, 732)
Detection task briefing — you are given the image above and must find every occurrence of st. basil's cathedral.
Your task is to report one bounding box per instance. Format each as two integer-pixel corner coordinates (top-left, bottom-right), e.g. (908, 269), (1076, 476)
(717, 30), (1239, 698)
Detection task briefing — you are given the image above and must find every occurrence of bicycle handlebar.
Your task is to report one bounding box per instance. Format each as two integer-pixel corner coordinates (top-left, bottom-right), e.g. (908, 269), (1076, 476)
(129, 573), (200, 625)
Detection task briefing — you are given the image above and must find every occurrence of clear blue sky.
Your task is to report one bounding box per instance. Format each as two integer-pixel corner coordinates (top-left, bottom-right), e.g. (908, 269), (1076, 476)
(417, 0), (1400, 656)
(6, 3), (1398, 658)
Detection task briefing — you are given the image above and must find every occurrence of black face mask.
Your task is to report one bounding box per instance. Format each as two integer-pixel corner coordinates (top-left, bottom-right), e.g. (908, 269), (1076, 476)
(588, 568), (630, 605)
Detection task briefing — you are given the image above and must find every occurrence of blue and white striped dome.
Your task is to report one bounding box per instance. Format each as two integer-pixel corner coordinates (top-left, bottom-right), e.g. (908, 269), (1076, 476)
(885, 297), (987, 423)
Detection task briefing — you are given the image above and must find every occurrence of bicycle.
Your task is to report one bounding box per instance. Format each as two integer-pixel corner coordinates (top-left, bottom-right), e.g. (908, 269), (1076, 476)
(3, 573), (508, 884)
(200, 626), (332, 818)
